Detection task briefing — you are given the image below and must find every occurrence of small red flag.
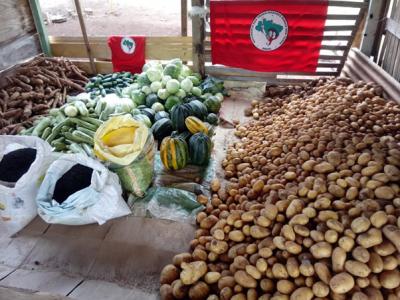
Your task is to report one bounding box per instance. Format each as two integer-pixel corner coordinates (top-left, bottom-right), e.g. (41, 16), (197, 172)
(210, 0), (328, 72)
(108, 36), (146, 74)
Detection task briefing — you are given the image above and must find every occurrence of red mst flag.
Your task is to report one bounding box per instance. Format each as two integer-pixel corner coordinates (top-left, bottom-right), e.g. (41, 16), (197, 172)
(108, 36), (146, 73)
(210, 0), (328, 72)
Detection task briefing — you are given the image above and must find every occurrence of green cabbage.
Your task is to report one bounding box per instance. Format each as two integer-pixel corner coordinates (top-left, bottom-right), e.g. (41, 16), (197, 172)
(176, 89), (186, 99)
(141, 85), (152, 95)
(191, 86), (202, 97)
(180, 78), (193, 93)
(146, 68), (163, 82)
(150, 81), (162, 93)
(136, 72), (151, 86)
(166, 79), (180, 94)
(163, 64), (180, 79)
(188, 75), (201, 86)
(131, 90), (146, 106)
(151, 102), (165, 112)
(157, 88), (170, 100)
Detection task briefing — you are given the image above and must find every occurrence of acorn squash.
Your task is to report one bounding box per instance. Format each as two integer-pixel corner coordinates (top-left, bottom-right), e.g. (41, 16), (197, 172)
(185, 116), (208, 135)
(160, 136), (189, 170)
(188, 132), (212, 166)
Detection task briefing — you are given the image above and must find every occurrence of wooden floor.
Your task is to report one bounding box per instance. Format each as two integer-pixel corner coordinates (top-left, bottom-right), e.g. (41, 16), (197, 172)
(0, 85), (264, 300)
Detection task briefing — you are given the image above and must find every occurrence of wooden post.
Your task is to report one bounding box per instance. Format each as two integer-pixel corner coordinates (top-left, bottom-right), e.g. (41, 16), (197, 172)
(360, 0), (389, 59)
(191, 0), (205, 77)
(73, 0), (97, 74)
(181, 0), (188, 36)
(28, 0), (52, 56)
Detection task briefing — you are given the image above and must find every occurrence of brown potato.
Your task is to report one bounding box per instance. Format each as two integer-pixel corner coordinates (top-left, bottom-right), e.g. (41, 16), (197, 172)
(180, 261), (207, 285)
(329, 272), (355, 294)
(352, 246), (370, 263)
(289, 287), (313, 300)
(312, 281), (329, 298)
(160, 284), (174, 300)
(205, 272), (221, 284)
(379, 270), (400, 289)
(344, 260), (371, 278)
(314, 262), (331, 284)
(277, 279), (295, 294)
(189, 281), (210, 300)
(160, 264), (180, 284)
(234, 270), (257, 288)
(310, 242), (332, 259)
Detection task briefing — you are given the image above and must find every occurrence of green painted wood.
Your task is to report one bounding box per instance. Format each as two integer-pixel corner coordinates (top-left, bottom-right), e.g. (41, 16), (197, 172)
(28, 0), (52, 56)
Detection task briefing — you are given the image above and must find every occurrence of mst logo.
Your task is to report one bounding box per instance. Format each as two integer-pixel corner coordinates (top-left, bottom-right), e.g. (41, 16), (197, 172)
(250, 11), (288, 51)
(121, 37), (136, 54)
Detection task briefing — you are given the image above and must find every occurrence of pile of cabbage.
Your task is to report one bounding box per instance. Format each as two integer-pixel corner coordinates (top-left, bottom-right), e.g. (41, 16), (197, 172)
(121, 59), (224, 124)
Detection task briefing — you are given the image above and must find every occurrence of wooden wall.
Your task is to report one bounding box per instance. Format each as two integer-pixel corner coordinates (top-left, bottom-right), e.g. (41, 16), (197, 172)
(0, 0), (42, 71)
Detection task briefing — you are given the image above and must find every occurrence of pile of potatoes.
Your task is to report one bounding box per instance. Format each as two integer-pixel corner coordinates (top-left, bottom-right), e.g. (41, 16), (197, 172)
(160, 77), (400, 300)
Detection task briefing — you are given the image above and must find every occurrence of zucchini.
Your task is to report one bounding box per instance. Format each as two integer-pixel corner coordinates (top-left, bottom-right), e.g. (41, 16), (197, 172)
(81, 143), (94, 157)
(101, 89), (106, 97)
(52, 142), (67, 151)
(80, 116), (103, 127)
(69, 143), (86, 155)
(46, 119), (71, 143)
(68, 118), (98, 131)
(74, 101), (89, 116)
(112, 73), (118, 80)
(32, 117), (51, 137)
(76, 126), (96, 137)
(72, 130), (94, 146)
(41, 127), (52, 140)
(20, 126), (35, 135)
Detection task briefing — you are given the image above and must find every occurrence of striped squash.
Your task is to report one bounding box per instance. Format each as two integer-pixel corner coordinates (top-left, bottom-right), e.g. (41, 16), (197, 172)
(185, 116), (209, 135)
(160, 136), (189, 170)
(188, 132), (212, 166)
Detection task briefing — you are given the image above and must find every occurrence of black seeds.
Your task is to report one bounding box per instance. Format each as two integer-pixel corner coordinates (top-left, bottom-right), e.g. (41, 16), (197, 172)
(0, 148), (37, 183)
(53, 164), (93, 204)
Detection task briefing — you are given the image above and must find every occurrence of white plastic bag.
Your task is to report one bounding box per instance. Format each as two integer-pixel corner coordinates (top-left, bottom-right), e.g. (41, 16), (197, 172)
(0, 135), (53, 236)
(36, 154), (131, 225)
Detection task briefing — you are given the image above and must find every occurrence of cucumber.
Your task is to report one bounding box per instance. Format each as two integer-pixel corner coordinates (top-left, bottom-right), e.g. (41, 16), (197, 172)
(69, 143), (86, 155)
(20, 126), (35, 135)
(46, 119), (71, 143)
(32, 117), (51, 137)
(72, 130), (94, 146)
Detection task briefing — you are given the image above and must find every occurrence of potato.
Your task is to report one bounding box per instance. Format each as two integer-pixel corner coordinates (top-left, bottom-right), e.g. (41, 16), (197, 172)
(160, 264), (180, 284)
(250, 225), (270, 239)
(289, 287), (313, 300)
(356, 228), (383, 248)
(259, 247), (273, 258)
(277, 279), (295, 294)
(205, 272), (221, 284)
(160, 284), (174, 300)
(173, 253), (192, 267)
(351, 292), (368, 300)
(172, 279), (189, 299)
(299, 260), (314, 277)
(189, 281), (210, 300)
(332, 247), (347, 273)
(344, 260), (371, 277)
(219, 286), (233, 300)
(245, 265), (261, 280)
(272, 263), (289, 279)
(314, 262), (331, 284)
(286, 257), (300, 278)
(351, 216), (371, 233)
(329, 272), (355, 294)
(352, 246), (370, 263)
(256, 258), (268, 273)
(382, 255), (398, 270)
(234, 270), (257, 288)
(211, 179), (221, 192)
(229, 230), (245, 242)
(218, 276), (235, 290)
(310, 242), (332, 259)
(375, 186), (395, 199)
(312, 281), (329, 297)
(180, 261), (207, 285)
(200, 215), (219, 229)
(368, 252), (384, 273)
(383, 225), (400, 252)
(210, 239), (229, 255)
(325, 229), (339, 243)
(374, 240), (396, 256)
(379, 270), (400, 289)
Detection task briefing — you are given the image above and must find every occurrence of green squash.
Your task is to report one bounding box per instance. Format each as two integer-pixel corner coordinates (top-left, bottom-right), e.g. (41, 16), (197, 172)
(188, 132), (212, 166)
(160, 136), (189, 170)
(206, 113), (219, 125)
(170, 103), (192, 132)
(189, 100), (208, 120)
(204, 96), (221, 113)
(165, 95), (182, 111)
(145, 93), (159, 107)
(171, 130), (191, 144)
(151, 118), (173, 141)
(140, 108), (155, 123)
(154, 111), (170, 122)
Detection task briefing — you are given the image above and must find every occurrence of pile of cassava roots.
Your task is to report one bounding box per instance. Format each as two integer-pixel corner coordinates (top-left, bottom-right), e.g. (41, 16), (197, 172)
(160, 77), (400, 300)
(0, 57), (88, 135)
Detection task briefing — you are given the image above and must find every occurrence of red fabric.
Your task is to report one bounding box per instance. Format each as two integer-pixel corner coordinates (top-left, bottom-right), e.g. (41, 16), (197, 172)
(210, 0), (328, 72)
(108, 36), (146, 73)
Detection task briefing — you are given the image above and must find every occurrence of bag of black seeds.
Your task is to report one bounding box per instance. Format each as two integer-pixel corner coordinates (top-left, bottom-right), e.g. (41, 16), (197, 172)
(0, 136), (53, 236)
(36, 154), (131, 225)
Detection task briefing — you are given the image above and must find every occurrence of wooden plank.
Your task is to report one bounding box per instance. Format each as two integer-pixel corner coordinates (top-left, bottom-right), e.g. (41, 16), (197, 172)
(50, 37), (193, 61)
(327, 14), (360, 20)
(72, 60), (113, 74)
(192, 0), (205, 75)
(0, 33), (41, 71)
(328, 0), (368, 8)
(206, 66), (336, 77)
(0, 268), (82, 296)
(0, 0), (36, 44)
(49, 36), (192, 44)
(69, 280), (157, 300)
(28, 0), (51, 56)
(0, 287), (70, 300)
(386, 17), (400, 40)
(181, 0), (188, 36)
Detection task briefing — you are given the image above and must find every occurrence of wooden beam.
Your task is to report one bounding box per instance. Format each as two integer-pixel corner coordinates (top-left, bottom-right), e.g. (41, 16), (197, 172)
(360, 0), (389, 57)
(191, 0), (205, 76)
(386, 18), (400, 40)
(28, 0), (52, 56)
(181, 0), (188, 36)
(73, 0), (96, 74)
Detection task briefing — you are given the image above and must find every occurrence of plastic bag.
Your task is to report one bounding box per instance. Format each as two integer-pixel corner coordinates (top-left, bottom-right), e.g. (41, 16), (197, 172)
(128, 187), (203, 224)
(0, 135), (53, 236)
(94, 114), (155, 196)
(36, 154), (131, 225)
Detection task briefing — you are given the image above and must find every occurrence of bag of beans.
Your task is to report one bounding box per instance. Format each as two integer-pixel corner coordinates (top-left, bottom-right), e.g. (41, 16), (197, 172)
(36, 154), (131, 225)
(0, 135), (53, 236)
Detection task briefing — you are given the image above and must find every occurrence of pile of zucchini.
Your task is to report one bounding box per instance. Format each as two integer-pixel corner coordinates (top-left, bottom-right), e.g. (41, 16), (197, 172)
(22, 97), (103, 156)
(85, 72), (134, 98)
